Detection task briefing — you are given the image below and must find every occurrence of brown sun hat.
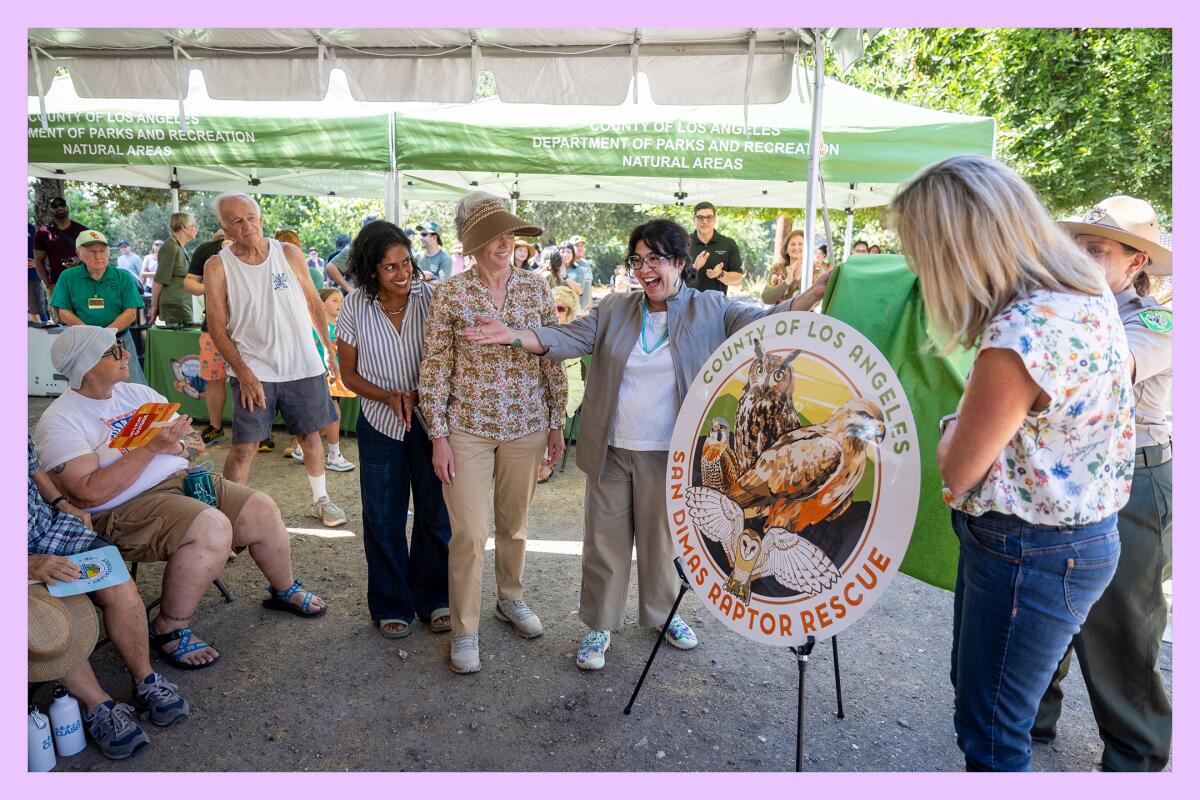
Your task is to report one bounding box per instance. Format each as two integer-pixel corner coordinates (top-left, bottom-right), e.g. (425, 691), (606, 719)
(457, 197), (542, 256)
(1062, 195), (1172, 276)
(28, 584), (99, 683)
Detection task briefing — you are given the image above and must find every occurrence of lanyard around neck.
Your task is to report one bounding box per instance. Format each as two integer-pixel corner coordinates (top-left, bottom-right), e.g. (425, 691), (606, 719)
(640, 300), (670, 354)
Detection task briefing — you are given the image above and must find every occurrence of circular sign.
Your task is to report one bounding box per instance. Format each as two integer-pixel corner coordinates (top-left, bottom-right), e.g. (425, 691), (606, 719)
(666, 312), (919, 645)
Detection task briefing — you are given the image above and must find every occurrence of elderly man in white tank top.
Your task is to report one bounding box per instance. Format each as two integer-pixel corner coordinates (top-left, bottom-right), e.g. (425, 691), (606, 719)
(203, 192), (348, 526)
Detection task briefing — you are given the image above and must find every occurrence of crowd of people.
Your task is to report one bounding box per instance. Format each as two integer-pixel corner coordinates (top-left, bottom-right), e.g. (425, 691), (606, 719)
(27, 155), (1171, 772)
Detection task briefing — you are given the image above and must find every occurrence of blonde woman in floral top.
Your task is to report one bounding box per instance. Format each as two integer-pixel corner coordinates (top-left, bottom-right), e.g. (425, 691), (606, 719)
(891, 156), (1133, 772)
(420, 191), (567, 675)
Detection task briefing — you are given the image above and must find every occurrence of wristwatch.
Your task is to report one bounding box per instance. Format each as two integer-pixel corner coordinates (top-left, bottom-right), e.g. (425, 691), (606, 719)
(510, 337), (523, 350)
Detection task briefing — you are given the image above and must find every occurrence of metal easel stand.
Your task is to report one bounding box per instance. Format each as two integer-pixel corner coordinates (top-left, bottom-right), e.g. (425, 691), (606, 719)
(624, 557), (691, 715)
(788, 633), (846, 771)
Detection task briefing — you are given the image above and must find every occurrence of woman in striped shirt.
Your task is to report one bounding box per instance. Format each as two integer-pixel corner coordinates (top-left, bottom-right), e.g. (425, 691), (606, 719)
(337, 221), (452, 640)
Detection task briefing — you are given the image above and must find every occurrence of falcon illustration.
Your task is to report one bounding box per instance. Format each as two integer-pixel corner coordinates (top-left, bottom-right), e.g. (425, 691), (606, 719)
(685, 486), (841, 604)
(700, 419), (738, 492)
(727, 398), (886, 533)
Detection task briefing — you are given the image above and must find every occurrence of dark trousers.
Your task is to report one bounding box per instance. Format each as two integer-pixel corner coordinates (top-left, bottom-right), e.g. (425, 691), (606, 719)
(1034, 458), (1173, 771)
(357, 413), (451, 623)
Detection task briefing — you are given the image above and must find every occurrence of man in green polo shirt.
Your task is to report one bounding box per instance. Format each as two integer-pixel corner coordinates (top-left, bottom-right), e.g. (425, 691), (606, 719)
(50, 229), (147, 385)
(687, 201), (743, 295)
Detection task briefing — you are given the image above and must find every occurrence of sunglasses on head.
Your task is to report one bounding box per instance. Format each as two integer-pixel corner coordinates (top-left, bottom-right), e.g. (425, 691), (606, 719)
(555, 305), (569, 313)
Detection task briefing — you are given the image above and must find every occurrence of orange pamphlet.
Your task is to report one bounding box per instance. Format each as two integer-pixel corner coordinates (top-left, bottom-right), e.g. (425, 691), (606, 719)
(109, 402), (180, 449)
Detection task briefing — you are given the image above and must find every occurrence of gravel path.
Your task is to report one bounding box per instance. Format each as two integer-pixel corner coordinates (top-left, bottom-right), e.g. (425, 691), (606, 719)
(28, 398), (1171, 772)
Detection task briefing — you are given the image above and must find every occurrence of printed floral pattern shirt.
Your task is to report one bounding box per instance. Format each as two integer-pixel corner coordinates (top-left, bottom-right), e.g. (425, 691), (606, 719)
(420, 267), (567, 440)
(947, 288), (1135, 526)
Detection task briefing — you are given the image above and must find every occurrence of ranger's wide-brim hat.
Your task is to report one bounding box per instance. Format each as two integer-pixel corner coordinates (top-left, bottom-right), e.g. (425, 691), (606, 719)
(458, 200), (542, 256)
(28, 585), (99, 683)
(1062, 195), (1172, 276)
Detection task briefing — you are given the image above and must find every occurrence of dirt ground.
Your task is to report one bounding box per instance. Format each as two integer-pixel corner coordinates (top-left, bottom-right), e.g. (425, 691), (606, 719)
(28, 396), (1172, 773)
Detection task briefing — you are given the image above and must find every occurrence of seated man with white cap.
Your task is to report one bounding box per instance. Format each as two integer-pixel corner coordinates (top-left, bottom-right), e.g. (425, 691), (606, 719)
(33, 326), (330, 672)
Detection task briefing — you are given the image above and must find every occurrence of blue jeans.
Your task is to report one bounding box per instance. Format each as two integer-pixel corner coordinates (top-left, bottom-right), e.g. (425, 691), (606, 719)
(357, 413), (452, 623)
(950, 509), (1120, 771)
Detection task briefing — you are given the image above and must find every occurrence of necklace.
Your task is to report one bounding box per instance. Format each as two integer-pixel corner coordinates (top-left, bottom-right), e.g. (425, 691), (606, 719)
(378, 297), (409, 316)
(640, 300), (670, 354)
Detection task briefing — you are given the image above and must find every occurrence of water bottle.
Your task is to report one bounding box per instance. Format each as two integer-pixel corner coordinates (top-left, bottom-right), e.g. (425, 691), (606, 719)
(182, 461), (218, 507)
(28, 705), (56, 772)
(49, 687), (86, 757)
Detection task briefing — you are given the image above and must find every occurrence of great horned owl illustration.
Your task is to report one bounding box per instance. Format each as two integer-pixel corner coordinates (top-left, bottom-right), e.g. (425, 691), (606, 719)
(732, 341), (804, 475)
(700, 419), (739, 492)
(685, 486), (841, 605)
(727, 398), (886, 533)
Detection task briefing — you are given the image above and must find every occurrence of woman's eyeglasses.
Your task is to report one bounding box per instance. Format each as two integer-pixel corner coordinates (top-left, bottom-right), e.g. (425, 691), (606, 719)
(102, 341), (127, 361)
(626, 254), (673, 270)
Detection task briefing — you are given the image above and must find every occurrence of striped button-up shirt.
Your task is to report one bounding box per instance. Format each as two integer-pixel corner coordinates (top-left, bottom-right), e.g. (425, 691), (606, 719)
(336, 281), (434, 441)
(420, 267), (567, 440)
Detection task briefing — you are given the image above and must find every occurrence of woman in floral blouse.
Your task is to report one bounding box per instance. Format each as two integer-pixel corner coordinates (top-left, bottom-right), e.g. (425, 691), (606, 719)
(420, 191), (567, 675)
(891, 155), (1134, 772)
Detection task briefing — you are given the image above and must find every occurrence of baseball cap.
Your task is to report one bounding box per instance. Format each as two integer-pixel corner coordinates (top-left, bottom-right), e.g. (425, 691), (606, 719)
(117, 239), (130, 247)
(75, 229), (109, 248)
(48, 196), (68, 208)
(567, 235), (586, 244)
(417, 221), (441, 234)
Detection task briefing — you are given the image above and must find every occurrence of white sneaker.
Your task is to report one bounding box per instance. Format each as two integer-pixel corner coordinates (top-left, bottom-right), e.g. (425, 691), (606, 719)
(576, 630), (611, 670)
(289, 445), (305, 462)
(495, 599), (544, 638)
(665, 616), (698, 650)
(325, 453), (356, 472)
(310, 496), (347, 527)
(450, 633), (481, 674)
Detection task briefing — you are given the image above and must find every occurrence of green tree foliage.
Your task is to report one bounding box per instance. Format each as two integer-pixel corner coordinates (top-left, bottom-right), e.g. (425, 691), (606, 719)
(833, 28), (1172, 220)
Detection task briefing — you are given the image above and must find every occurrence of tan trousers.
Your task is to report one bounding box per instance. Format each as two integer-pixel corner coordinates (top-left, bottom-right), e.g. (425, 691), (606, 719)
(443, 427), (548, 635)
(579, 447), (678, 631)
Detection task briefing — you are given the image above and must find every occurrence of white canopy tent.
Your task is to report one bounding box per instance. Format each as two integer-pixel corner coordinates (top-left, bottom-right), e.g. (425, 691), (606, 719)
(29, 28), (992, 283)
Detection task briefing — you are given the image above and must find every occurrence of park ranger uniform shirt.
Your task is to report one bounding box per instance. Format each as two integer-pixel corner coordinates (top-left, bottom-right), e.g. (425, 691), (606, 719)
(1115, 286), (1172, 447)
(687, 229), (743, 294)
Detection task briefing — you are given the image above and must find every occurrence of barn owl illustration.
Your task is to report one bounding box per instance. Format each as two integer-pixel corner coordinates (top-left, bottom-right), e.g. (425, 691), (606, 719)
(685, 486), (841, 604)
(732, 341), (804, 475)
(727, 398), (886, 533)
(700, 419), (739, 492)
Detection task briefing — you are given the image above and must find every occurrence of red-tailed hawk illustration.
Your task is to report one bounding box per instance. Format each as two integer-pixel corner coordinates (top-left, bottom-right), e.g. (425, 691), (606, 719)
(727, 398), (885, 533)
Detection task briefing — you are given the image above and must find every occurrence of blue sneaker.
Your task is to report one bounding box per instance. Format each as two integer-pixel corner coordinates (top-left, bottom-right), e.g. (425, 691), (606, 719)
(85, 700), (150, 760)
(665, 616), (698, 650)
(136, 672), (190, 727)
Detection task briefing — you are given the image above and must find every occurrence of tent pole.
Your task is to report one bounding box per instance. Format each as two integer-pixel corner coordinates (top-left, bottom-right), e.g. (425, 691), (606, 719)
(842, 181), (857, 262)
(386, 112), (401, 225)
(801, 29), (825, 292)
(395, 172), (406, 228)
(170, 167), (180, 212)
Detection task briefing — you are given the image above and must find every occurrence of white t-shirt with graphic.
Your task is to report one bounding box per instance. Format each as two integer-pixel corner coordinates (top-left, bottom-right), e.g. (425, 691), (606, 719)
(34, 383), (188, 513)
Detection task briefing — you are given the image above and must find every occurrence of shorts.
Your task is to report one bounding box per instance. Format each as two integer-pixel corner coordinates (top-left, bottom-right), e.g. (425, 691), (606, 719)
(198, 332), (227, 381)
(90, 472), (257, 564)
(230, 373), (338, 444)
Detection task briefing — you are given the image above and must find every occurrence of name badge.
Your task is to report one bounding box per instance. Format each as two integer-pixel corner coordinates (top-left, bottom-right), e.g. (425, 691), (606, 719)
(88, 296), (105, 310)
